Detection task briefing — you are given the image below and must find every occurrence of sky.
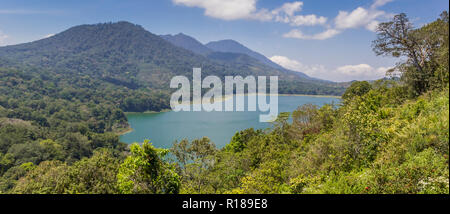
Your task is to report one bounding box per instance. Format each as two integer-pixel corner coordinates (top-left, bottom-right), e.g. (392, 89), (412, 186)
(0, 0), (448, 82)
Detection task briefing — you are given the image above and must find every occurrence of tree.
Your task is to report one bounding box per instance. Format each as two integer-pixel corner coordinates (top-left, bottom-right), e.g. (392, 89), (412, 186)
(342, 81), (372, 102)
(10, 149), (121, 194)
(65, 149), (120, 194)
(117, 140), (180, 194)
(226, 129), (261, 153)
(12, 161), (70, 194)
(290, 104), (332, 139)
(373, 12), (449, 95)
(171, 137), (217, 193)
(417, 11), (449, 90)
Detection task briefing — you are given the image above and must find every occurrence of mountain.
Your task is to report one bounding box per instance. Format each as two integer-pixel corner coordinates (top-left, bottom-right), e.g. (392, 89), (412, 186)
(205, 39), (313, 79)
(206, 51), (259, 63)
(0, 21), (346, 96)
(161, 33), (268, 67)
(0, 22), (280, 89)
(206, 40), (273, 66)
(161, 34), (313, 80)
(161, 33), (212, 56)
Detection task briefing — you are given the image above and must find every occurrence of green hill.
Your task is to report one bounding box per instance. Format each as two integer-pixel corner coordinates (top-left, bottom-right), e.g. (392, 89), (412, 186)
(0, 21), (346, 96)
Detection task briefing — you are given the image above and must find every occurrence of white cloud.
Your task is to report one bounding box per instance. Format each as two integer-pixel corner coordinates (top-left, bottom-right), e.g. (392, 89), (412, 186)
(43, 34), (55, 39)
(272, 2), (327, 26)
(337, 64), (375, 75)
(173, 0), (394, 40)
(280, 0), (394, 40)
(0, 31), (8, 46)
(283, 28), (340, 40)
(335, 7), (368, 29)
(335, 7), (386, 31)
(269, 55), (304, 71)
(286, 0), (395, 40)
(334, 64), (390, 81)
(282, 29), (304, 39)
(173, 0), (258, 20)
(270, 55), (391, 82)
(248, 8), (273, 21)
(366, 20), (380, 32)
(272, 1), (303, 17)
(371, 0), (394, 9)
(172, 0), (327, 26)
(290, 14), (327, 26)
(270, 55), (328, 78)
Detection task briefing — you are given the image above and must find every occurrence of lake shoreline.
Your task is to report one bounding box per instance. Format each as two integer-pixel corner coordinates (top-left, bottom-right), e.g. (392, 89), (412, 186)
(115, 126), (133, 135)
(120, 94), (341, 139)
(124, 109), (172, 114)
(130, 93), (342, 113)
(119, 95), (341, 147)
(277, 94), (341, 98)
(122, 94), (341, 115)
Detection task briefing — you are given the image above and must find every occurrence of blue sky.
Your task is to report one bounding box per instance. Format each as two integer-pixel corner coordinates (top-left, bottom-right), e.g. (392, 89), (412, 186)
(0, 0), (448, 82)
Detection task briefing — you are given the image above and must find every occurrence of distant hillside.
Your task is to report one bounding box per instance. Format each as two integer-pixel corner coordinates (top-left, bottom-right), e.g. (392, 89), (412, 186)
(160, 33), (257, 65)
(206, 39), (316, 79)
(161, 34), (315, 80)
(206, 40), (278, 68)
(0, 21), (225, 89)
(206, 51), (259, 64)
(0, 21), (346, 96)
(161, 33), (212, 56)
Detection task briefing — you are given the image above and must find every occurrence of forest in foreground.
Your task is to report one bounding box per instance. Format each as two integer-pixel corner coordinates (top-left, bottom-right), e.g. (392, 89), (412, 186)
(0, 11), (448, 194)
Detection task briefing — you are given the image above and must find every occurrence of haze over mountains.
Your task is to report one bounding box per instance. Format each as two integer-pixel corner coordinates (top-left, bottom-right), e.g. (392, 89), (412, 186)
(0, 21), (346, 95)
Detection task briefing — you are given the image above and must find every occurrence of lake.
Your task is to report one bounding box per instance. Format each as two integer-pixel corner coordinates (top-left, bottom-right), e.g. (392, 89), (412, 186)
(120, 95), (340, 148)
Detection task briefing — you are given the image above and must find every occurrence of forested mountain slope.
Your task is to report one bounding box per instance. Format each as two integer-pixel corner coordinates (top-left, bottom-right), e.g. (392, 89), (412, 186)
(0, 21), (345, 96)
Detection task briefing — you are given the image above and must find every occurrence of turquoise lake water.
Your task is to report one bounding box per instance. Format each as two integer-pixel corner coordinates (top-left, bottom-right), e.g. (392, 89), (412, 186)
(120, 95), (340, 148)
